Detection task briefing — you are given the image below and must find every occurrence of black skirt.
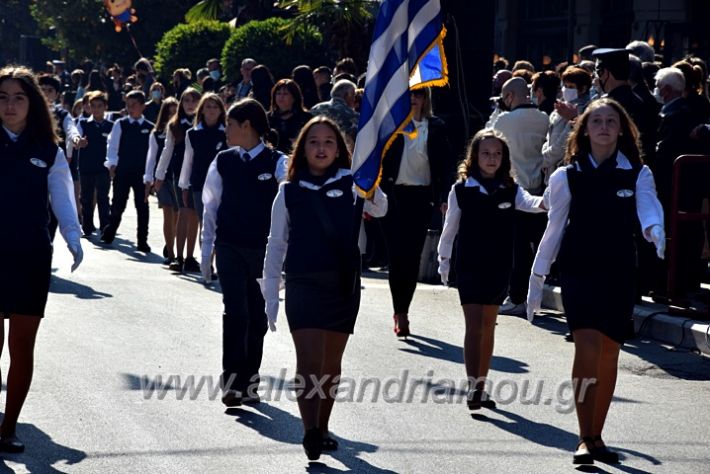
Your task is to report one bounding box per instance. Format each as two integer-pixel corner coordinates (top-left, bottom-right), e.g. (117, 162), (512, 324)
(0, 240), (53, 317)
(285, 271), (361, 334)
(560, 271), (635, 344)
(456, 270), (509, 306)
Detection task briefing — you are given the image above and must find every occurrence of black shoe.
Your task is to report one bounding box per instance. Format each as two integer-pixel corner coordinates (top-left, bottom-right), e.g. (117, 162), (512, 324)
(241, 393), (261, 405)
(183, 256), (200, 273)
(302, 427), (322, 461)
(591, 436), (619, 464)
(467, 390), (496, 410)
(221, 390), (242, 407)
(137, 242), (151, 253)
(162, 245), (169, 258)
(82, 227), (96, 237)
(322, 435), (339, 451)
(0, 435), (25, 453)
(163, 257), (175, 265)
(169, 257), (184, 272)
(573, 437), (595, 465)
(100, 226), (115, 244)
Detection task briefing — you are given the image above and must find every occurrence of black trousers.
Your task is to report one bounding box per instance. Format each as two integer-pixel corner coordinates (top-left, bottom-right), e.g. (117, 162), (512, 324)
(509, 211), (547, 304)
(382, 185), (433, 314)
(106, 172), (149, 243)
(215, 244), (268, 393)
(80, 170), (111, 233)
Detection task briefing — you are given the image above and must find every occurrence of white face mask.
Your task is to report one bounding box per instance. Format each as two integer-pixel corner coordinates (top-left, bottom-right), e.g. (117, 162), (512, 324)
(652, 87), (664, 104)
(561, 86), (578, 102)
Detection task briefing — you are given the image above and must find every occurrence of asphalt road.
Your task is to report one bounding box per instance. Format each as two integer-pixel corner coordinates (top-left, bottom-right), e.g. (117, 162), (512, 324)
(2, 200), (709, 473)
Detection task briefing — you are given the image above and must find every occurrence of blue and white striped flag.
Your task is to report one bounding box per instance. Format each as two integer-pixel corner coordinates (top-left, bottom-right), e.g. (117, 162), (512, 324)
(352, 0), (448, 196)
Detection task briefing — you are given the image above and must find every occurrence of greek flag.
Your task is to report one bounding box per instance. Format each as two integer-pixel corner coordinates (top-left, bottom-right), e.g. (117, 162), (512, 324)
(352, 0), (448, 196)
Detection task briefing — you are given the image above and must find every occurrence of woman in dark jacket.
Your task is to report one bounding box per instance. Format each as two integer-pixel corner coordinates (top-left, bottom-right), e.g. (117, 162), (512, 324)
(266, 79), (312, 154)
(380, 87), (452, 337)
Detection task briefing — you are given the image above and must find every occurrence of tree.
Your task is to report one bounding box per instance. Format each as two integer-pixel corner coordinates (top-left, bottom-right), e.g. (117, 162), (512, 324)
(0, 0), (40, 65)
(276, 0), (378, 68)
(154, 21), (232, 78)
(30, 0), (194, 66)
(185, 0), (274, 24)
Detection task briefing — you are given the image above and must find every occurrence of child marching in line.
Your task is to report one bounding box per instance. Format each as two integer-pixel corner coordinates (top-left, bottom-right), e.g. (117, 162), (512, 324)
(144, 97), (179, 264)
(437, 129), (545, 410)
(154, 88), (201, 272)
(261, 116), (387, 460)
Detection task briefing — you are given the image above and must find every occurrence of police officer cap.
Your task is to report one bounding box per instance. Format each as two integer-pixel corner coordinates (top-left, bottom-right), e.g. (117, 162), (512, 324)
(578, 44), (598, 60)
(51, 59), (65, 66)
(592, 48), (629, 68)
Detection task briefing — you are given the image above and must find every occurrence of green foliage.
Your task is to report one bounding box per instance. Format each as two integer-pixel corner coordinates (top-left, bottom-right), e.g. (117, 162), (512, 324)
(154, 21), (232, 78)
(276, 0), (377, 67)
(221, 17), (325, 82)
(185, 0), (222, 23)
(30, 0), (194, 65)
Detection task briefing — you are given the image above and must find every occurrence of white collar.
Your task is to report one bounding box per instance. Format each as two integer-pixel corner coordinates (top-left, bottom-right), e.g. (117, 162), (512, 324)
(584, 150), (632, 170)
(2, 125), (20, 142)
(127, 115), (145, 125)
(180, 117), (192, 126)
(86, 116), (105, 124)
(238, 141), (265, 160)
(463, 176), (504, 195)
(194, 121), (225, 131)
(298, 168), (351, 190)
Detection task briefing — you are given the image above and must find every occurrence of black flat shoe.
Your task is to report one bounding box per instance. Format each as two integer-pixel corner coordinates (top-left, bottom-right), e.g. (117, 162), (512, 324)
(322, 435), (339, 451)
(221, 390), (242, 407)
(303, 427), (322, 460)
(573, 437), (595, 465)
(467, 390), (496, 410)
(0, 435), (25, 453)
(591, 436), (619, 464)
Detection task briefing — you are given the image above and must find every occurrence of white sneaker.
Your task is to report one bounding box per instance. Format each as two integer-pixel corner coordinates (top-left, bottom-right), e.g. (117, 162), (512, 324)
(499, 301), (527, 316)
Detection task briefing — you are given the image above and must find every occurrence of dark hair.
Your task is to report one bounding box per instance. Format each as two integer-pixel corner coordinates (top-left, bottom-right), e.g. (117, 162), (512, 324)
(249, 65), (274, 110)
(511, 69), (533, 84)
(565, 98), (642, 165)
(672, 60), (704, 95)
(291, 65), (319, 109)
(125, 89), (146, 104)
(0, 66), (58, 144)
(169, 87), (201, 143)
(227, 98), (272, 138)
(287, 116), (351, 182)
(457, 128), (514, 186)
(195, 92), (226, 127)
(87, 70), (106, 92)
(269, 79), (305, 114)
(561, 66), (592, 93)
(335, 57), (357, 76)
(86, 90), (108, 105)
(38, 74), (62, 93)
(531, 70), (560, 100)
(153, 97), (178, 134)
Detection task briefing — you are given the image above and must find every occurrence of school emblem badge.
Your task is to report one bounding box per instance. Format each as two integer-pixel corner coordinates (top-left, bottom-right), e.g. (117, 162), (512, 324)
(257, 173), (272, 181)
(30, 158), (47, 168)
(616, 189), (634, 198)
(141, 129), (149, 134)
(498, 202), (512, 209)
(326, 189), (344, 198)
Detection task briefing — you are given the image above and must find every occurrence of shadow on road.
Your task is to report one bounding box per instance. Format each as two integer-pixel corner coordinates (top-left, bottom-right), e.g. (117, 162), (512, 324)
(0, 421), (86, 472)
(92, 235), (163, 265)
(226, 402), (396, 473)
(622, 337), (710, 381)
(477, 408), (661, 471)
(49, 273), (113, 300)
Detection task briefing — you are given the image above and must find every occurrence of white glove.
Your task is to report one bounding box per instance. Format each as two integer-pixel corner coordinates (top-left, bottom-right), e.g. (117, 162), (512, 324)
(265, 299), (278, 332)
(68, 241), (83, 272)
(649, 225), (665, 260)
(526, 273), (545, 322)
(438, 257), (450, 286)
(201, 258), (212, 284)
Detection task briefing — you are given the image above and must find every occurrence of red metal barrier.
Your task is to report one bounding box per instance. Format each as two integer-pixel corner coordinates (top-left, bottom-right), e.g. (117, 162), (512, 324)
(666, 154), (710, 316)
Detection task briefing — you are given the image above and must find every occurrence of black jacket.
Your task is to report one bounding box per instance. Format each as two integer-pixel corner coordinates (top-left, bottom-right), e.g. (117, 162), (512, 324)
(655, 97), (697, 207)
(381, 115), (452, 205)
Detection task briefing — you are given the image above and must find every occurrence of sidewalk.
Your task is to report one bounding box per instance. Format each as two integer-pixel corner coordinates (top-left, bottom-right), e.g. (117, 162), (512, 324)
(542, 285), (710, 356)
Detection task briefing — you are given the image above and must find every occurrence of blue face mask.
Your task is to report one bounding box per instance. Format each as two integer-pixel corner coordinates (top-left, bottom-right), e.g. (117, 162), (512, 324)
(210, 70), (221, 81)
(151, 90), (162, 100)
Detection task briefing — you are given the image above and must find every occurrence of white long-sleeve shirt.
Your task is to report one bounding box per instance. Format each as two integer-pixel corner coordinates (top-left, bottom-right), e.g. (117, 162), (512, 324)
(260, 169), (388, 311)
(104, 115), (147, 169)
(143, 132), (165, 184)
(200, 143), (289, 263)
(438, 177), (545, 260)
(532, 152), (664, 276)
(178, 122), (226, 190)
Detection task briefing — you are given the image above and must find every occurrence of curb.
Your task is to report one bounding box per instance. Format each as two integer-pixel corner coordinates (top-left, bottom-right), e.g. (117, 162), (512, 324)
(542, 285), (710, 356)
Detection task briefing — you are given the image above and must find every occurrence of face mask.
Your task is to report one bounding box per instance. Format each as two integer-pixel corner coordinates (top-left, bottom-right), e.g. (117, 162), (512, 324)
(562, 86), (578, 102)
(210, 70), (221, 81)
(530, 95), (538, 106)
(151, 90), (162, 100)
(652, 87), (664, 104)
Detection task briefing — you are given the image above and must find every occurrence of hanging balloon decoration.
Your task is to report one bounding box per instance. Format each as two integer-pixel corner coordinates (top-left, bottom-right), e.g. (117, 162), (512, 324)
(104, 0), (138, 33)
